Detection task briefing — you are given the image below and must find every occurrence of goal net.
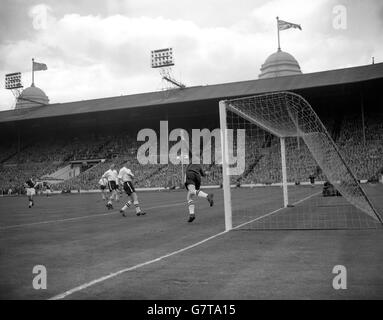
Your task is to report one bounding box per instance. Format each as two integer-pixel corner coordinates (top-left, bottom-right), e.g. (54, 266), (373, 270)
(219, 92), (383, 230)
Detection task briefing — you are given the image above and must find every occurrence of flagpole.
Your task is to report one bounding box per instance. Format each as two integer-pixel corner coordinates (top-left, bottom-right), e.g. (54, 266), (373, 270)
(276, 17), (281, 51)
(32, 58), (35, 86)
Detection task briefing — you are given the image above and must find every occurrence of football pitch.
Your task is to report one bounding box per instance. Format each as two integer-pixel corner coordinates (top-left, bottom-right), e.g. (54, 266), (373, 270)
(0, 185), (382, 300)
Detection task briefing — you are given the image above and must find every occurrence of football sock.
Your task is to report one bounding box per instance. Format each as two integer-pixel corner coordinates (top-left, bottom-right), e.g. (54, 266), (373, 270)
(134, 200), (141, 214)
(197, 190), (208, 198)
(122, 200), (132, 211)
(188, 200), (195, 214)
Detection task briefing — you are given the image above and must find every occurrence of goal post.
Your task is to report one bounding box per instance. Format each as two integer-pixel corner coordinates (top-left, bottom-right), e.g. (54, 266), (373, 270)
(280, 137), (289, 208)
(219, 92), (383, 230)
(219, 100), (232, 231)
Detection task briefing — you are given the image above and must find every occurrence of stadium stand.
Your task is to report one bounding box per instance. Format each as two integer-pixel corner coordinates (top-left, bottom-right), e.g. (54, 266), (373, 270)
(1, 108), (381, 193)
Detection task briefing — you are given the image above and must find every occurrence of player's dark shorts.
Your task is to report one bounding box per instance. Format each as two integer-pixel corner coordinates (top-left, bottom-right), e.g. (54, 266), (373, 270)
(100, 185), (106, 191)
(123, 181), (136, 196)
(185, 171), (201, 190)
(108, 181), (118, 191)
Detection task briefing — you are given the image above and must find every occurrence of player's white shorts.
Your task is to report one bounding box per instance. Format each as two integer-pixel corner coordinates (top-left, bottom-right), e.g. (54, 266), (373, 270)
(26, 188), (36, 196)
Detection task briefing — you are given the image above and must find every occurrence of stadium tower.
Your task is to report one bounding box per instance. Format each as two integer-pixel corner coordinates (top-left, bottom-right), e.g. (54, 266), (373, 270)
(258, 49), (302, 79)
(15, 84), (49, 109)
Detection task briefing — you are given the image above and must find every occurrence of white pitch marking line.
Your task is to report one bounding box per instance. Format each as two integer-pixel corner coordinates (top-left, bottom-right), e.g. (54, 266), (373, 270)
(49, 191), (320, 300)
(49, 229), (229, 300)
(0, 202), (185, 230)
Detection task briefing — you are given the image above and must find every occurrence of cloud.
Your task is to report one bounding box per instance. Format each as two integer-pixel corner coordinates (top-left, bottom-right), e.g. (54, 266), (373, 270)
(0, 0), (382, 111)
(0, 7), (275, 109)
(29, 3), (52, 30)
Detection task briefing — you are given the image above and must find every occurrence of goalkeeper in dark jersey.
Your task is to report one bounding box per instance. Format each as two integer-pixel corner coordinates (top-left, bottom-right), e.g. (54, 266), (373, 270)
(184, 163), (214, 223)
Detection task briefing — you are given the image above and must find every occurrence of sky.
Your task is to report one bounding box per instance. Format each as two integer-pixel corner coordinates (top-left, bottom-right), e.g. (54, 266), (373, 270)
(0, 0), (382, 111)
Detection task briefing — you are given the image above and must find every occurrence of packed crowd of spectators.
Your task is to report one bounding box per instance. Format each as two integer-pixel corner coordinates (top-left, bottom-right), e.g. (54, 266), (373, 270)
(1, 111), (382, 193)
(0, 135), (113, 193)
(337, 112), (383, 181)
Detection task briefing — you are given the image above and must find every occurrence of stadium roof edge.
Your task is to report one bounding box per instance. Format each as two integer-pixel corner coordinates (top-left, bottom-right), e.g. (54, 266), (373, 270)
(0, 62), (382, 124)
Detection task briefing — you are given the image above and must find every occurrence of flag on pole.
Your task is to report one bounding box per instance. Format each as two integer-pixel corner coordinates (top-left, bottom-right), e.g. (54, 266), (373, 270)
(33, 61), (48, 71)
(278, 19), (302, 31)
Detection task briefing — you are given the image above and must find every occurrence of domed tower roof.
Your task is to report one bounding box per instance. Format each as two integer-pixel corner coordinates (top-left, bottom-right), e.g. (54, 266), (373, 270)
(259, 49), (302, 79)
(15, 84), (49, 109)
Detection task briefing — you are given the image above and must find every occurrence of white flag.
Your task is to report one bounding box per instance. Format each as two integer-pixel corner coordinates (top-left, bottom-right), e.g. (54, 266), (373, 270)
(33, 61), (48, 71)
(278, 19), (302, 31)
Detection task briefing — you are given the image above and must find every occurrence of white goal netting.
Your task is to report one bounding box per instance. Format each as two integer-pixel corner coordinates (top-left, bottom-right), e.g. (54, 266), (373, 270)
(220, 92), (383, 230)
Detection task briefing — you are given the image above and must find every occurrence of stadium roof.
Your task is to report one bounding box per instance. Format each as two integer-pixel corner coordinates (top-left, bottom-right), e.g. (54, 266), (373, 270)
(1, 62), (382, 124)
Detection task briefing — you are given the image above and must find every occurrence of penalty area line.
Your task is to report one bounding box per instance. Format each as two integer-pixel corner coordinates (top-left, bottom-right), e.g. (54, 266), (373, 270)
(49, 191), (320, 300)
(0, 202), (185, 230)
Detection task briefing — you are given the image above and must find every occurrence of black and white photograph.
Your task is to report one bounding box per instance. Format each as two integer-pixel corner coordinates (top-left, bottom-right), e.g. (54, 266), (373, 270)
(0, 0), (382, 308)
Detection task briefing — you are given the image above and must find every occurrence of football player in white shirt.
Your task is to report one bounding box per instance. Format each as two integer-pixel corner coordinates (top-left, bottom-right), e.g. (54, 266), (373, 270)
(102, 163), (119, 210)
(98, 177), (109, 201)
(118, 160), (146, 217)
